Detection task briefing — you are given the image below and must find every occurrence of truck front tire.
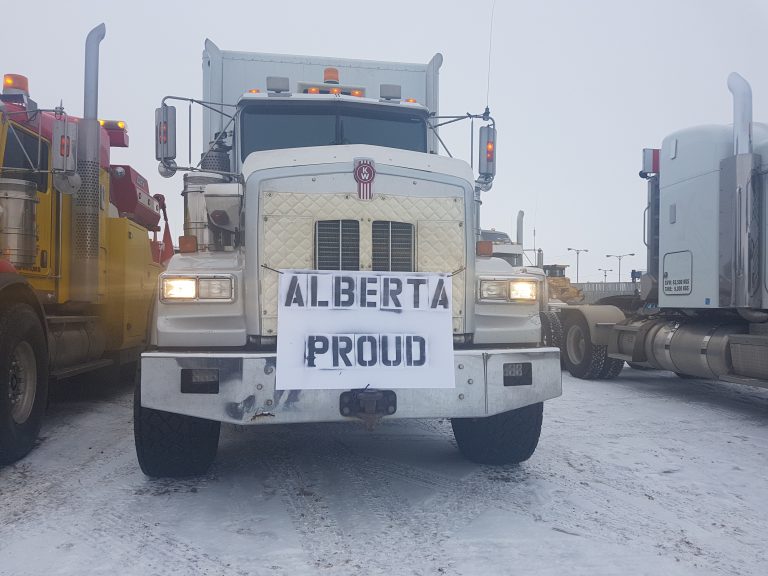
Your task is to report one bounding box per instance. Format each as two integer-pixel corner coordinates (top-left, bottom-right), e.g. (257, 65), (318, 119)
(451, 402), (543, 465)
(0, 303), (49, 465)
(134, 377), (221, 478)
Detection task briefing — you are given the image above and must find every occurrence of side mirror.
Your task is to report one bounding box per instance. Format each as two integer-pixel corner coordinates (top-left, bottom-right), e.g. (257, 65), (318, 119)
(155, 104), (177, 161)
(478, 125), (496, 182)
(52, 117), (77, 174)
(155, 104), (177, 178)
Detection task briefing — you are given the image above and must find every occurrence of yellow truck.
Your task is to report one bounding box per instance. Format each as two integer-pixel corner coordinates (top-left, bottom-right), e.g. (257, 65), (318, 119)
(0, 24), (164, 463)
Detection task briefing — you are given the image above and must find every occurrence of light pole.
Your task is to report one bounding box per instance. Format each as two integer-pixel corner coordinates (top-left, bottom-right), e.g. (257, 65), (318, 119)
(606, 253), (635, 281)
(598, 268), (612, 282)
(567, 247), (589, 282)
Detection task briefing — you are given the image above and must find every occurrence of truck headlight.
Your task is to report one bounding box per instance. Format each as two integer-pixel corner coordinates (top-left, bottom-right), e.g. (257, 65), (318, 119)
(198, 278), (233, 299)
(161, 276), (234, 302)
(480, 280), (509, 300)
(162, 277), (197, 300)
(508, 280), (537, 301)
(479, 279), (538, 302)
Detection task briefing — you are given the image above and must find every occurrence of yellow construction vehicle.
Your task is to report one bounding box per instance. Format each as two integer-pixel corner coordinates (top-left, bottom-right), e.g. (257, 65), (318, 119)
(0, 24), (165, 463)
(543, 264), (583, 304)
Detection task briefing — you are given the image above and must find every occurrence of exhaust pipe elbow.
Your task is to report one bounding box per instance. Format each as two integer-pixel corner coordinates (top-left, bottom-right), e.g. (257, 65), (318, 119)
(83, 23), (106, 120)
(727, 72), (753, 155)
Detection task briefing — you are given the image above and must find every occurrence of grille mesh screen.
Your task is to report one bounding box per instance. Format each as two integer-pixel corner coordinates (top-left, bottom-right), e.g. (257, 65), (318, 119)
(372, 221), (414, 272)
(315, 220), (360, 270)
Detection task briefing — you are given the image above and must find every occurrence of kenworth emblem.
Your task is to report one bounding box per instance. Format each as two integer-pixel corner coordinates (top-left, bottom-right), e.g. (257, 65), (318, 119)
(354, 158), (376, 200)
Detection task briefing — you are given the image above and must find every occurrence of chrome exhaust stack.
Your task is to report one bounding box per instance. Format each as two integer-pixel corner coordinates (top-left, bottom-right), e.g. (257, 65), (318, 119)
(727, 72), (753, 155)
(719, 73), (762, 312)
(71, 23), (105, 303)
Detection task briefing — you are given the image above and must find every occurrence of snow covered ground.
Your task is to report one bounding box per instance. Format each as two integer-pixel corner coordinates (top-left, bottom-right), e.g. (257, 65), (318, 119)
(1, 368), (766, 576)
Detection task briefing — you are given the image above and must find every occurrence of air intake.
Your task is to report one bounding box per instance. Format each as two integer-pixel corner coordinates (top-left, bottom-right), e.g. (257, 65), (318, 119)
(315, 220), (359, 270)
(372, 221), (414, 272)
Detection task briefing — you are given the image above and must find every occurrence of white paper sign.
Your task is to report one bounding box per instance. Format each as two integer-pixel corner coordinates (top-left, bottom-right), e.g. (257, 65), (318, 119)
(276, 270), (455, 390)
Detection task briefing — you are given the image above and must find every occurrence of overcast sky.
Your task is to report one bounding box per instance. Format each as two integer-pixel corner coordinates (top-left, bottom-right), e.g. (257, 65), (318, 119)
(3, 0), (766, 281)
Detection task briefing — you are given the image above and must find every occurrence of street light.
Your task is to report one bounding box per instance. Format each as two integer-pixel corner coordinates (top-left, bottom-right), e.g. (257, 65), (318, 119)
(597, 268), (612, 282)
(567, 247), (589, 282)
(605, 253), (635, 281)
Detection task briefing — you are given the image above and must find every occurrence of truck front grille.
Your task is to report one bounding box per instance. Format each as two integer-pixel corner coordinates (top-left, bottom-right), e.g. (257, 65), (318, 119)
(315, 220), (360, 270)
(372, 221), (414, 272)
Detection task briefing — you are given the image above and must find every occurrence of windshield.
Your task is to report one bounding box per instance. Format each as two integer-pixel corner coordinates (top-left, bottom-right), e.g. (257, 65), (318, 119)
(480, 230), (513, 244)
(240, 101), (428, 160)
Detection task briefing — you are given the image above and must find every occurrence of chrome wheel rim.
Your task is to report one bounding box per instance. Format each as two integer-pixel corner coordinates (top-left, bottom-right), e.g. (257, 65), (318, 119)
(566, 325), (586, 365)
(9, 341), (36, 424)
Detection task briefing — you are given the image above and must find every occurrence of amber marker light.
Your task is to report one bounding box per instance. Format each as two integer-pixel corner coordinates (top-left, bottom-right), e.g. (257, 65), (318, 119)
(99, 120), (128, 131)
(323, 67), (340, 84)
(178, 235), (198, 253)
(476, 240), (493, 257)
(2, 74), (29, 95)
(486, 141), (494, 161)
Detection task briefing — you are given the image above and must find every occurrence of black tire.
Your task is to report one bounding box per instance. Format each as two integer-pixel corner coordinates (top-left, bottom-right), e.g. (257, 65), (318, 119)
(541, 311), (566, 370)
(562, 312), (607, 379)
(451, 402), (543, 465)
(134, 374), (221, 478)
(599, 358), (624, 380)
(540, 311), (563, 349)
(0, 303), (49, 464)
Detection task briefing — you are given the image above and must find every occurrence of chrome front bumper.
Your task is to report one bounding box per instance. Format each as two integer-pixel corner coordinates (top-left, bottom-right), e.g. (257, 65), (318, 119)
(140, 347), (561, 424)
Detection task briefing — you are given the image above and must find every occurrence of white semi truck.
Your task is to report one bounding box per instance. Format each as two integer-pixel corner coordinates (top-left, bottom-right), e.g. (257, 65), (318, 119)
(556, 74), (768, 387)
(134, 43), (561, 477)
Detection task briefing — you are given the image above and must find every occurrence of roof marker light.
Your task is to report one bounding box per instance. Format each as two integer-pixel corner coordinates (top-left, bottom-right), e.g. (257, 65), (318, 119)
(2, 74), (29, 96)
(323, 67), (339, 84)
(351, 89), (363, 97)
(308, 87), (320, 94)
(404, 98), (417, 103)
(248, 88), (261, 94)
(330, 87), (341, 95)
(99, 120), (128, 131)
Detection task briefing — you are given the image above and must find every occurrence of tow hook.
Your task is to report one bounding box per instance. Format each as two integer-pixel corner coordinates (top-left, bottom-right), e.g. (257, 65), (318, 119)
(339, 389), (397, 431)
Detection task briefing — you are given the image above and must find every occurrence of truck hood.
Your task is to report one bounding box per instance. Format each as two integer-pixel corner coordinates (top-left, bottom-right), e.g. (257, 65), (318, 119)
(241, 144), (475, 185)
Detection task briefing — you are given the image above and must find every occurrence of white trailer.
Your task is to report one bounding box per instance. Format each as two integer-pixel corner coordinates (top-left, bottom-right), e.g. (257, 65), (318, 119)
(135, 42), (561, 477)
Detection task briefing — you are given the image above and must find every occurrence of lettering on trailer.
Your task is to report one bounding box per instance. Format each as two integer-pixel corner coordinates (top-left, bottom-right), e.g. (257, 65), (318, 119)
(276, 270), (455, 390)
(663, 277), (691, 294)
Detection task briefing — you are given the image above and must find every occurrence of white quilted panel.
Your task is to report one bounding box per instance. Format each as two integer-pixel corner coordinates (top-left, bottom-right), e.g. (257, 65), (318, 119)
(261, 215), (313, 334)
(417, 220), (466, 332)
(259, 192), (466, 334)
